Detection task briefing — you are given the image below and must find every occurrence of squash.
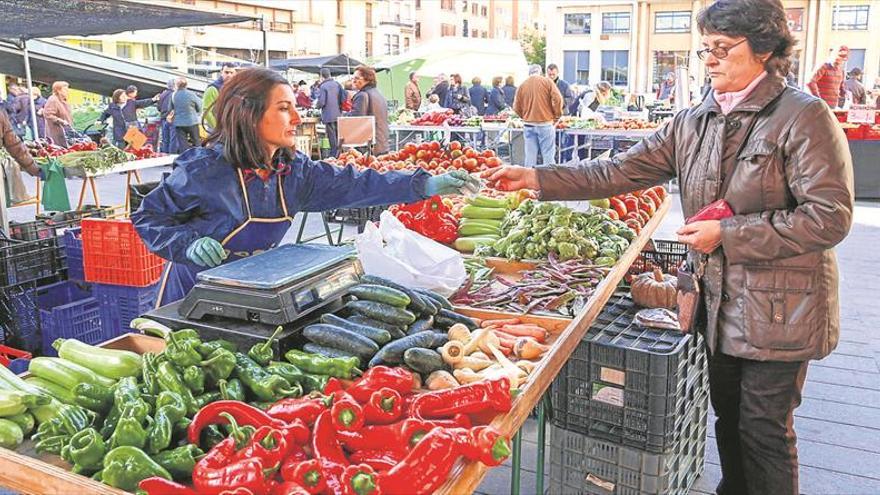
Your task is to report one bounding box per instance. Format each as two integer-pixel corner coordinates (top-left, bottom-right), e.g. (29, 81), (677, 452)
(631, 268), (677, 309)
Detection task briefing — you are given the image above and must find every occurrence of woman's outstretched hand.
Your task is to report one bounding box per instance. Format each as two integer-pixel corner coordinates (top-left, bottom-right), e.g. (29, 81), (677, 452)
(480, 166), (539, 191)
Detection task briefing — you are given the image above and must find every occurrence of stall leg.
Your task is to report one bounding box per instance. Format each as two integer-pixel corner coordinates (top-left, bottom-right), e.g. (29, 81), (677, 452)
(34, 177), (41, 216)
(295, 212), (309, 243)
(89, 177), (100, 208)
(133, 170), (142, 184)
(76, 178), (88, 210)
(510, 430), (522, 495)
(320, 211), (336, 245)
(536, 395), (547, 495)
(124, 171), (133, 216)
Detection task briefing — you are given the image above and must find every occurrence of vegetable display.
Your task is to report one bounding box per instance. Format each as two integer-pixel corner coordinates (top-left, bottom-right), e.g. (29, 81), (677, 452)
(329, 140), (501, 175)
(387, 196), (459, 244)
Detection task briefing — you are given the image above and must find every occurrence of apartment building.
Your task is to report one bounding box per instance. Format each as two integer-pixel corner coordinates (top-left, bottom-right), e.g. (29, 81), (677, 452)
(413, 0), (543, 43)
(545, 0), (880, 95)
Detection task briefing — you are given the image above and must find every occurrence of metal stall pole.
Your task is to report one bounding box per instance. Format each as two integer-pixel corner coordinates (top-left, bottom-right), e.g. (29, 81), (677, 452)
(510, 430), (523, 494)
(261, 16), (269, 67)
(21, 39), (40, 140)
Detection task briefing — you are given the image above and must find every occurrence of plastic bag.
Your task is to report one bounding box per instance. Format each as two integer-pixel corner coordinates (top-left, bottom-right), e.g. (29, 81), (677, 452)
(355, 211), (466, 296)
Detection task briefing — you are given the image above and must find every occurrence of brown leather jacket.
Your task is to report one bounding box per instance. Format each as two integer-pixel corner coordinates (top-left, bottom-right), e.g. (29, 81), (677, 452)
(536, 74), (854, 362)
(1, 110), (36, 174)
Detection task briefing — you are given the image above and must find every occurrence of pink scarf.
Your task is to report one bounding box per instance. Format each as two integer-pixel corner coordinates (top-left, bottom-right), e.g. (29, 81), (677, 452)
(714, 71), (768, 115)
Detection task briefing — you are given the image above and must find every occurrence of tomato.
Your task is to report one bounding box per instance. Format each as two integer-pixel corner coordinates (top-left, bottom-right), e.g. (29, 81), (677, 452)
(404, 143), (417, 154)
(463, 158), (478, 171)
(449, 141), (462, 151)
(429, 141), (441, 151)
(464, 148), (477, 159)
(482, 150), (495, 158)
(416, 150), (428, 159)
(486, 157), (502, 167)
(451, 158), (463, 169)
(450, 149), (463, 159)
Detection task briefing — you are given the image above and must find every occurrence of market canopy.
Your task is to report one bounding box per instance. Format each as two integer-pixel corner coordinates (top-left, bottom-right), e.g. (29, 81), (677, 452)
(269, 54), (380, 76)
(0, 0), (256, 40)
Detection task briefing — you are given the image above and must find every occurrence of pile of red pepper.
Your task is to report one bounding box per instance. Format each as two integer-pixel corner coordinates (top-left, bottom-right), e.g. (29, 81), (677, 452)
(138, 367), (512, 495)
(125, 143), (160, 160)
(608, 186), (666, 235)
(26, 139), (98, 158)
(388, 196), (459, 244)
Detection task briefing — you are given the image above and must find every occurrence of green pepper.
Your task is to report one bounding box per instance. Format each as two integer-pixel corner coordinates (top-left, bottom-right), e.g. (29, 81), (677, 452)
(34, 433), (66, 454)
(267, 361), (329, 393)
(201, 348), (236, 386)
(183, 365), (206, 395)
(198, 424), (225, 452)
(217, 378), (246, 402)
(196, 339), (237, 358)
(284, 349), (360, 378)
(165, 332), (202, 368)
(156, 391), (186, 423)
(172, 417), (192, 444)
(142, 352), (160, 396)
(171, 328), (201, 346)
(61, 428), (106, 474)
(101, 446), (173, 491)
(247, 325), (284, 366)
(0, 418), (23, 449)
(152, 444), (205, 480)
(109, 405), (148, 450)
(100, 404), (122, 439)
(194, 391), (222, 409)
(6, 412), (34, 436)
(73, 382), (113, 414)
(233, 352), (302, 402)
(145, 391), (187, 454)
(156, 361), (198, 415)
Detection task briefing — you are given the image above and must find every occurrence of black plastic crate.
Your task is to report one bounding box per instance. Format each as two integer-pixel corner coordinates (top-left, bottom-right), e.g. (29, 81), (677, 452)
(550, 292), (708, 453)
(0, 235), (64, 288)
(549, 393), (708, 495)
(0, 281), (41, 352)
(14, 206), (114, 243)
(626, 239), (688, 283)
(328, 205), (389, 232)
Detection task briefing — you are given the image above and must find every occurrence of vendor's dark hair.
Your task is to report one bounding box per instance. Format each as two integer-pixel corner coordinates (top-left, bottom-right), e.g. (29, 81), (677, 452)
(111, 89), (126, 104)
(697, 0), (796, 76)
(204, 67), (293, 169)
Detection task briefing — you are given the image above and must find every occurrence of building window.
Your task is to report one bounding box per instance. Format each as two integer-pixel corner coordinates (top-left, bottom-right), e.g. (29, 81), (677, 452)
(563, 50), (590, 85)
(832, 5), (869, 30)
(602, 12), (630, 34)
(366, 3), (373, 27)
(472, 29), (479, 37)
(392, 35), (400, 55)
(481, 6), (487, 17)
(482, 31), (488, 38)
(653, 51), (688, 87)
(848, 48), (866, 72)
(415, 0), (420, 9)
(336, 0), (343, 23)
(441, 23), (456, 36)
(472, 4), (477, 15)
(366, 32), (373, 57)
(654, 11), (691, 33)
(337, 34), (344, 53)
(416, 22), (421, 39)
(404, 37), (410, 50)
(601, 50), (629, 87)
(564, 13), (591, 34)
(441, 0), (454, 12)
(78, 39), (102, 51)
(785, 8), (804, 31)
(116, 42), (132, 59)
(147, 44), (171, 62)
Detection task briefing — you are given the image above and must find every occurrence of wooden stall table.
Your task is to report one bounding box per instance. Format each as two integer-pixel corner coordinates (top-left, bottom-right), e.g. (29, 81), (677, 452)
(63, 154), (177, 215)
(436, 196), (672, 495)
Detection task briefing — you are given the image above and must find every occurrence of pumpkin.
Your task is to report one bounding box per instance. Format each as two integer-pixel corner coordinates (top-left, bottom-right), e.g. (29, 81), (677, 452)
(631, 268), (677, 309)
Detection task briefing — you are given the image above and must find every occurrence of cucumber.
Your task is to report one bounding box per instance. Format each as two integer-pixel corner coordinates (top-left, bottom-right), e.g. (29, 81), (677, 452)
(302, 343), (361, 366)
(302, 324), (379, 362)
(414, 288), (453, 310)
(435, 309), (478, 330)
(416, 294), (438, 317)
(346, 300), (417, 327)
(349, 284), (411, 308)
(459, 218), (503, 228)
(407, 317), (434, 336)
(360, 275), (431, 316)
(347, 316), (406, 340)
(368, 331), (437, 367)
(458, 224), (501, 237)
(454, 236), (498, 253)
(320, 314), (392, 344)
(403, 348), (447, 374)
(460, 205), (507, 219)
(429, 331), (449, 348)
(29, 357), (117, 390)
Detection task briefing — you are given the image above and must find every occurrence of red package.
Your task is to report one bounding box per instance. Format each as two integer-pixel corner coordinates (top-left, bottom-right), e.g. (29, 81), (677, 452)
(686, 199), (734, 224)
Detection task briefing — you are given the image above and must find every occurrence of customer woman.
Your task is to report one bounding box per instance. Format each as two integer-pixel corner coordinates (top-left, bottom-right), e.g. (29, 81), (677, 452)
(133, 67), (476, 307)
(42, 81), (72, 147)
(486, 76), (507, 116)
(483, 1), (853, 493)
(348, 65), (390, 155)
(98, 89), (134, 148)
(443, 74), (469, 114)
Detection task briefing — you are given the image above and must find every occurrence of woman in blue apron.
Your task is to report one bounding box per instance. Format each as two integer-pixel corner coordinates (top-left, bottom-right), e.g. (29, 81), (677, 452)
(132, 67), (477, 307)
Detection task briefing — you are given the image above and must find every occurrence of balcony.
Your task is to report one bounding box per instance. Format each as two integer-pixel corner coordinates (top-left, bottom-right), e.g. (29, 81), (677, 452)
(380, 15), (415, 28)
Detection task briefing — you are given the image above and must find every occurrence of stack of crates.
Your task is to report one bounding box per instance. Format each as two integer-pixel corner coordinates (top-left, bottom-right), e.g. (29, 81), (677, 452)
(0, 281), (40, 353)
(37, 281), (103, 356)
(81, 218), (163, 339)
(548, 241), (708, 495)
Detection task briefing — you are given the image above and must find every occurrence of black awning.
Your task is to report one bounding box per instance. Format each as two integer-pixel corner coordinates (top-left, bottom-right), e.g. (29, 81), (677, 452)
(269, 54), (373, 76)
(0, 0), (255, 40)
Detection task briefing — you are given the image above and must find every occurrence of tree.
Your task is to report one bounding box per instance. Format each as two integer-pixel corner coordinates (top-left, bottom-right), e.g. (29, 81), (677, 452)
(520, 30), (546, 69)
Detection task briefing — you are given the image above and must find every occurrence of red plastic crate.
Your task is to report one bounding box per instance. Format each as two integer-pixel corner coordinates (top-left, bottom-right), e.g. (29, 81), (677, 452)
(834, 110), (848, 123)
(863, 125), (880, 140)
(81, 218), (165, 287)
(844, 125), (865, 140)
(0, 344), (31, 367)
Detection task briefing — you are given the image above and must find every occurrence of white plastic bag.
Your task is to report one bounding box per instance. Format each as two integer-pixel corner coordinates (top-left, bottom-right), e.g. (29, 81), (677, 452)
(355, 211), (467, 296)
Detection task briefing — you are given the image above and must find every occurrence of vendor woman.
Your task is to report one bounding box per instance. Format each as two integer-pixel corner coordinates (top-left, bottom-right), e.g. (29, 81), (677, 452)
(133, 67), (477, 306)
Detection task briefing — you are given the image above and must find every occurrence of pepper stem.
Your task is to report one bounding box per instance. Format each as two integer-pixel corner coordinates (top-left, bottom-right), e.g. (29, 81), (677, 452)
(219, 412), (247, 449)
(259, 326), (284, 353)
(350, 472), (376, 495)
(380, 396), (395, 412)
(304, 469), (322, 487)
(492, 436), (511, 461)
(338, 409), (356, 427)
(218, 379), (229, 400)
(409, 430), (426, 446)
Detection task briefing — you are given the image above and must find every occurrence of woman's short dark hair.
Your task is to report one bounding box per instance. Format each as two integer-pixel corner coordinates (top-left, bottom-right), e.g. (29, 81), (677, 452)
(355, 65), (377, 86)
(204, 67), (292, 169)
(505, 75), (515, 86)
(697, 0), (796, 76)
(451, 74), (462, 86)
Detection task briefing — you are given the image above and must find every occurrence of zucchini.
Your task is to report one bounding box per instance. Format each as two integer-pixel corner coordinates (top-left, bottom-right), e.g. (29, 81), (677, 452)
(24, 377), (77, 405)
(460, 205), (507, 219)
(458, 224), (501, 237)
(459, 218), (503, 228)
(349, 284), (411, 308)
(368, 331), (437, 367)
(414, 288), (453, 310)
(347, 315), (406, 340)
(407, 317), (434, 336)
(302, 343), (362, 366)
(346, 300), (417, 327)
(403, 348), (447, 374)
(320, 314), (392, 344)
(468, 195), (511, 209)
(29, 357), (117, 390)
(303, 324), (379, 362)
(360, 275), (431, 316)
(435, 309), (478, 330)
(454, 236), (498, 253)
(53, 339), (142, 379)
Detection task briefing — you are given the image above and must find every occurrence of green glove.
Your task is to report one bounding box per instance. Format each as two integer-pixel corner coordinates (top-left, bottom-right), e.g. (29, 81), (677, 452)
(185, 237), (227, 267)
(425, 170), (480, 196)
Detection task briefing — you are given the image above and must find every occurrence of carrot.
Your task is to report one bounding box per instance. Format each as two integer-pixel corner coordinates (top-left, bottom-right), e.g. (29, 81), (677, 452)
(490, 331), (517, 349)
(481, 318), (521, 328)
(500, 324), (548, 342)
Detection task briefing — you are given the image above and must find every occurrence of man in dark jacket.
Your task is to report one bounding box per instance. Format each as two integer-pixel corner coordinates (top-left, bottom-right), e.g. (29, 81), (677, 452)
(468, 78), (488, 116)
(316, 68), (345, 158)
(10, 87), (31, 138)
(428, 74), (450, 110)
(547, 64), (573, 115)
(121, 85), (158, 129)
(157, 79), (177, 153)
(349, 65), (389, 155)
(503, 76), (517, 108)
(1, 109), (40, 177)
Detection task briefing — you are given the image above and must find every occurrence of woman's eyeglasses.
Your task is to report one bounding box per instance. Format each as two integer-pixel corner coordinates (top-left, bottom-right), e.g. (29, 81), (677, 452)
(697, 38), (748, 61)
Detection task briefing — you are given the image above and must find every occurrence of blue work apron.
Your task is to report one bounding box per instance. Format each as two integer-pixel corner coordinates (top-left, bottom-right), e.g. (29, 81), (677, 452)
(154, 169), (293, 308)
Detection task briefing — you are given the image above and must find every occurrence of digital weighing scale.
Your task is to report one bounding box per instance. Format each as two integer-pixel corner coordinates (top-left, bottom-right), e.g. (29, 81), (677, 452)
(177, 244), (362, 325)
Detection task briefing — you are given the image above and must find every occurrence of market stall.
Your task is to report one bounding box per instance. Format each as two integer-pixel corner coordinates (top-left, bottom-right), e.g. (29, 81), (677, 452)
(836, 109), (880, 200)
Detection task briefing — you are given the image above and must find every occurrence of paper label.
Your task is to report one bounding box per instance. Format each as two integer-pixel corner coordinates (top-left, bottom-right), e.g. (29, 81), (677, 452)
(585, 473), (615, 491)
(592, 383), (624, 407)
(600, 366), (625, 386)
(848, 109), (875, 124)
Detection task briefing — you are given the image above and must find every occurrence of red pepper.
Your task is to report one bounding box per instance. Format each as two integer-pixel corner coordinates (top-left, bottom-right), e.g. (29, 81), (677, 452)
(139, 476), (197, 495)
(341, 464), (381, 495)
(452, 426), (511, 467)
(377, 428), (465, 495)
(266, 395), (333, 427)
(220, 489), (257, 495)
(649, 185), (667, 201)
(362, 388), (403, 425)
(312, 411), (349, 494)
(189, 401), (287, 444)
(337, 417), (466, 453)
(271, 481), (311, 495)
(638, 196), (656, 216)
(623, 196), (639, 215)
(409, 378), (511, 419)
(281, 459), (326, 494)
(192, 436), (271, 495)
(607, 209), (619, 221)
(324, 378), (346, 395)
(642, 189), (662, 210)
(331, 392), (365, 431)
(348, 450), (404, 472)
(285, 443), (309, 464)
(346, 367), (414, 402)
(232, 425), (288, 471)
(609, 197), (628, 218)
